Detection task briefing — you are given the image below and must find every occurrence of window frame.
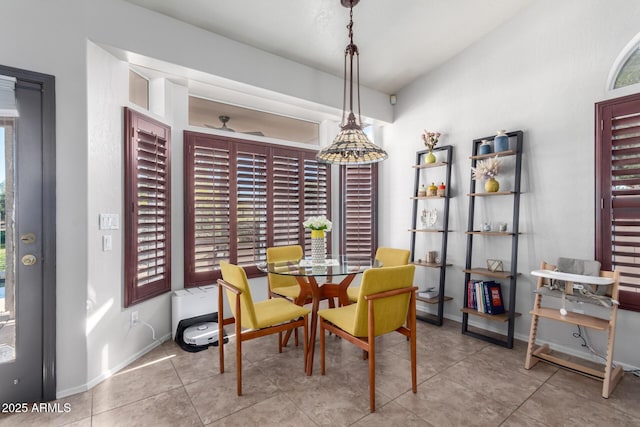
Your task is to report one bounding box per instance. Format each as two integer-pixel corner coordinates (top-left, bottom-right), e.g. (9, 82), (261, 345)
(595, 93), (640, 311)
(183, 131), (331, 287)
(339, 163), (378, 258)
(124, 107), (172, 307)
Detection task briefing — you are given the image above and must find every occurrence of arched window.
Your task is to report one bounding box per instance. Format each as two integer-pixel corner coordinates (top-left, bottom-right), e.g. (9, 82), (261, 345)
(609, 33), (640, 90)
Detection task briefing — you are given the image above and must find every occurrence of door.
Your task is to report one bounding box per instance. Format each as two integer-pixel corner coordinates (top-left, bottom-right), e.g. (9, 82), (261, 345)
(0, 66), (56, 404)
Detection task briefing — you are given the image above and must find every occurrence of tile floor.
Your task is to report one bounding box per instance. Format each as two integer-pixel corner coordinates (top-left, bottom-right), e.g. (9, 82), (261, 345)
(1, 319), (639, 426)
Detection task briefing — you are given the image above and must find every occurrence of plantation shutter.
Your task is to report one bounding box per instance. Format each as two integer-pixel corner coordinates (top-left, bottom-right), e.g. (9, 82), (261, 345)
(340, 164), (378, 257)
(596, 94), (640, 311)
(272, 149), (303, 246)
(235, 143), (268, 275)
(184, 135), (230, 286)
(184, 131), (330, 285)
(303, 154), (331, 255)
(124, 108), (171, 307)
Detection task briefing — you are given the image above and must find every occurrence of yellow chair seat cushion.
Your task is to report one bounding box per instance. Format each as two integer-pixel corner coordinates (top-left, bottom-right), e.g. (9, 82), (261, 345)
(318, 304), (359, 336)
(271, 284), (301, 299)
(347, 286), (359, 302)
(252, 298), (310, 330)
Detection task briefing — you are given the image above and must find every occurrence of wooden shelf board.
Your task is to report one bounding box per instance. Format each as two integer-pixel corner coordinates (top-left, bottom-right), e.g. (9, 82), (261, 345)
(530, 307), (610, 331)
(465, 231), (515, 236)
(412, 261), (452, 268)
(410, 196), (447, 200)
(470, 150), (516, 160)
(412, 161), (448, 169)
(467, 191), (516, 197)
(408, 228), (446, 233)
(460, 307), (521, 322)
(417, 295), (453, 304)
(463, 268), (520, 279)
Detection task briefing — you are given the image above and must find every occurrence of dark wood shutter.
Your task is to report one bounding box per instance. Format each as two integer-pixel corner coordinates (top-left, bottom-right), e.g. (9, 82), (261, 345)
(596, 93), (640, 311)
(124, 108), (171, 307)
(340, 164), (378, 257)
(184, 134), (230, 286)
(272, 149), (303, 246)
(303, 154), (331, 255)
(235, 142), (268, 275)
(184, 131), (330, 285)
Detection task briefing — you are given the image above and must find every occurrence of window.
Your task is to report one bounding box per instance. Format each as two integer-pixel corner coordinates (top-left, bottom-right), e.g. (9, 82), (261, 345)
(595, 94), (640, 311)
(129, 70), (149, 110)
(183, 131), (330, 286)
(124, 108), (171, 307)
(188, 96), (319, 145)
(614, 47), (640, 89)
(340, 164), (378, 257)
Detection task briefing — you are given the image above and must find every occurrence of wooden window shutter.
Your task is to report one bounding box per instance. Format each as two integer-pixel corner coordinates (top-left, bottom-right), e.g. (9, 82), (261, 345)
(303, 154), (331, 255)
(124, 108), (171, 307)
(184, 132), (330, 285)
(184, 133), (230, 285)
(340, 164), (378, 258)
(272, 149), (303, 247)
(596, 93), (640, 311)
(235, 142), (268, 276)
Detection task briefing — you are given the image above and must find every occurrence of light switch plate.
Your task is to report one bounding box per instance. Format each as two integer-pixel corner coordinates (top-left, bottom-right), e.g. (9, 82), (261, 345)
(99, 213), (120, 230)
(102, 235), (113, 251)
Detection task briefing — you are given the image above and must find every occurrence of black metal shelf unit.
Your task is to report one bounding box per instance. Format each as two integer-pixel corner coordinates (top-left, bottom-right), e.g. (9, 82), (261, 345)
(461, 131), (523, 348)
(409, 145), (453, 326)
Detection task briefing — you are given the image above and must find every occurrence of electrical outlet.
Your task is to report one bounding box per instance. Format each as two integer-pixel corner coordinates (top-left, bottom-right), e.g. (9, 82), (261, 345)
(131, 311), (139, 326)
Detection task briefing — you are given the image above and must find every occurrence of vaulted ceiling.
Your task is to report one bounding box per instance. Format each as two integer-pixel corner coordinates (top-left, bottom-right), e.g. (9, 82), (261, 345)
(125, 0), (533, 95)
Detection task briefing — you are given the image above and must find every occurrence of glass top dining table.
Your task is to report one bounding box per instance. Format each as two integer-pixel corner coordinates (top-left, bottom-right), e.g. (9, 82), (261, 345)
(257, 255), (381, 375)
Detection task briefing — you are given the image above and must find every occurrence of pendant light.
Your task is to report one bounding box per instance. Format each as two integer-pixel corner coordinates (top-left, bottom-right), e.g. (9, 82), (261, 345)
(316, 0), (388, 164)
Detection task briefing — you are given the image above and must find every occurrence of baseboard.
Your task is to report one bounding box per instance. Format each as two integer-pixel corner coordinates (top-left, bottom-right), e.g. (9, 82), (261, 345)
(56, 332), (171, 400)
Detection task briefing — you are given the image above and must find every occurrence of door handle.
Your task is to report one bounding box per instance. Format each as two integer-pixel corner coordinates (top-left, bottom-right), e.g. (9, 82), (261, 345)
(21, 254), (37, 266)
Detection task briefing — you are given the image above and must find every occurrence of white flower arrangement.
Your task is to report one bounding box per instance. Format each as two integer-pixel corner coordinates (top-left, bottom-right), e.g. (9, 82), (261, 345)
(303, 215), (332, 231)
(422, 130), (441, 151)
(471, 156), (501, 180)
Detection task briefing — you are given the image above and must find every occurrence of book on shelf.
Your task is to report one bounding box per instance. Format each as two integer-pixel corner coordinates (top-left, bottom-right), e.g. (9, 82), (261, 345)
(485, 281), (505, 314)
(418, 288), (438, 299)
(466, 280), (505, 315)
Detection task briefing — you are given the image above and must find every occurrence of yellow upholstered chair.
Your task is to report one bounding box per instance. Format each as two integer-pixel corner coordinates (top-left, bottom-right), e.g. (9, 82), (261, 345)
(266, 245), (305, 301)
(217, 261), (310, 396)
(318, 264), (417, 412)
(347, 247), (411, 303)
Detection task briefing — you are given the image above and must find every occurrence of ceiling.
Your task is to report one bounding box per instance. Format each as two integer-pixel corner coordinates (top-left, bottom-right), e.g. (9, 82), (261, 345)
(125, 0), (534, 95)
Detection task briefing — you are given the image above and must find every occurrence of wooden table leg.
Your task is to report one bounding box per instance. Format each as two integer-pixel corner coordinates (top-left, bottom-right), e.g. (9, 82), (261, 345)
(300, 274), (356, 376)
(302, 276), (320, 376)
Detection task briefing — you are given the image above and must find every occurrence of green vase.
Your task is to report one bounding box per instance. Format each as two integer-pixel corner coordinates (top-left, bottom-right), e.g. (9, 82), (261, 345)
(485, 177), (500, 192)
(425, 151), (436, 164)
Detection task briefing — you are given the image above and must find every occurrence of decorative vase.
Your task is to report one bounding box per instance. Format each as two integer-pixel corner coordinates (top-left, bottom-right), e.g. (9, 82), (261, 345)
(425, 151), (436, 164)
(494, 130), (509, 152)
(311, 229), (326, 264)
(485, 177), (500, 192)
(478, 140), (492, 155)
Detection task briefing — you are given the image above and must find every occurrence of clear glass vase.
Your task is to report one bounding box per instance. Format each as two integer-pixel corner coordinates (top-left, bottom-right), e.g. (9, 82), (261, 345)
(311, 229), (326, 264)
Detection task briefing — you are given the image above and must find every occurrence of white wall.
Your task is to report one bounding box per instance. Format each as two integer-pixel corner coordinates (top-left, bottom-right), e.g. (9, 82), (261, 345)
(383, 0), (640, 369)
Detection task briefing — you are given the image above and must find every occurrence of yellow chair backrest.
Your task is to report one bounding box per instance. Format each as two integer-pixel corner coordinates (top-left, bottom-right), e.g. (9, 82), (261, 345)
(375, 247), (410, 267)
(219, 261), (259, 329)
(353, 264), (416, 337)
(266, 245), (303, 290)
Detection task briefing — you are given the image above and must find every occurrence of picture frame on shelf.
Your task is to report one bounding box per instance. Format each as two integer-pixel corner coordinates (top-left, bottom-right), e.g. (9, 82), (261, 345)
(487, 259), (504, 272)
